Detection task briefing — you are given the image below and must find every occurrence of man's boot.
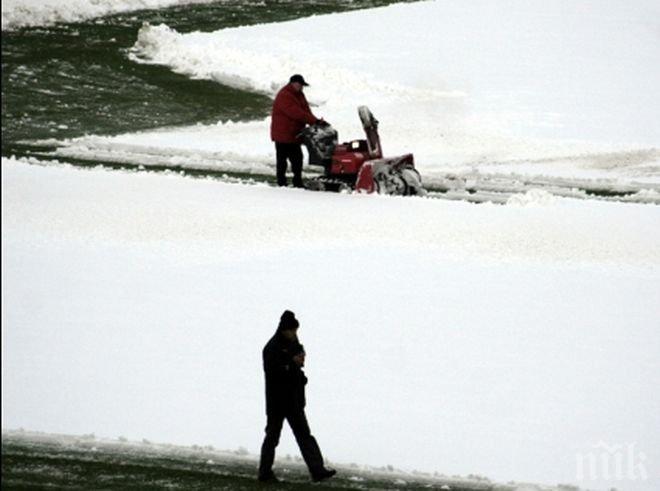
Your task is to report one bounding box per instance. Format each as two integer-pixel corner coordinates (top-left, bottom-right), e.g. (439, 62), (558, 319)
(258, 470), (279, 483)
(312, 468), (337, 482)
(292, 175), (304, 188)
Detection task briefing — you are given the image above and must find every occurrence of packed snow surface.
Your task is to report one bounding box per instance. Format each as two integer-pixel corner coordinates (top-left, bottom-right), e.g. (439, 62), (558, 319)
(49, 0), (660, 190)
(1, 0), (216, 31)
(3, 158), (660, 491)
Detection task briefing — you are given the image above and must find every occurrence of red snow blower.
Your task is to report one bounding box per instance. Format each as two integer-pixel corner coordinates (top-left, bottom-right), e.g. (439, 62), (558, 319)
(300, 106), (425, 195)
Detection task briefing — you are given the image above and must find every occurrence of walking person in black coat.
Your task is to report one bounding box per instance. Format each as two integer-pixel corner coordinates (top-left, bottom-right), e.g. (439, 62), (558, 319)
(258, 310), (336, 483)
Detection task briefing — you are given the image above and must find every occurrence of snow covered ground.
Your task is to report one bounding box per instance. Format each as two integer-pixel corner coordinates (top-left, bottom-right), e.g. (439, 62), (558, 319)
(1, 0), (216, 31)
(1, 429), (517, 490)
(44, 0), (660, 193)
(3, 158), (660, 490)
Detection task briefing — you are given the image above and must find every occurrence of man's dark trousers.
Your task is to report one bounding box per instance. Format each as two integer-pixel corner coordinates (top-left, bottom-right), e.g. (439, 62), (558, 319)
(275, 142), (303, 187)
(259, 409), (325, 477)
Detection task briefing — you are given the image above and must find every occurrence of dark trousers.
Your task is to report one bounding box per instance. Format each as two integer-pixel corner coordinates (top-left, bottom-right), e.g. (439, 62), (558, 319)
(259, 409), (325, 477)
(275, 142), (304, 187)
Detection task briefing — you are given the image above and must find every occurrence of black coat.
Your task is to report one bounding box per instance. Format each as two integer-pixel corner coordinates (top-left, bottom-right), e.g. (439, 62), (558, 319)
(263, 332), (308, 414)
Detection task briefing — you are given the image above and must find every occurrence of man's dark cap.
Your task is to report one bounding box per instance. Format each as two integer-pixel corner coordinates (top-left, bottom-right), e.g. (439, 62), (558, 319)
(278, 310), (300, 331)
(289, 74), (309, 86)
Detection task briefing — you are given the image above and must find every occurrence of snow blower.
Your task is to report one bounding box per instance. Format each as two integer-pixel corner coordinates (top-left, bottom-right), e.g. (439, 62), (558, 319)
(300, 106), (425, 196)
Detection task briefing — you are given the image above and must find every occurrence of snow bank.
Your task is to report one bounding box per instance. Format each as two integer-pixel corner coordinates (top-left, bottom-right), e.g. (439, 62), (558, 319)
(1, 0), (216, 31)
(3, 158), (660, 491)
(128, 20), (464, 103)
(3, 156), (658, 267)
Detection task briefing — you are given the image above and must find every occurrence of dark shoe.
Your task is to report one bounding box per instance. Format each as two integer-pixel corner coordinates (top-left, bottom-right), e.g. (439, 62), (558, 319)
(312, 468), (336, 482)
(258, 470), (279, 483)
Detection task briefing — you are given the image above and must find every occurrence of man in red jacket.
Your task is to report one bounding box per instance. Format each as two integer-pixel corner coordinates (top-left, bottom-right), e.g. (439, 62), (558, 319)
(270, 74), (322, 187)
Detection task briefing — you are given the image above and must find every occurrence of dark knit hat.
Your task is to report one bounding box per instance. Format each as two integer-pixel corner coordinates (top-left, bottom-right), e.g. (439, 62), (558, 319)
(278, 310), (299, 331)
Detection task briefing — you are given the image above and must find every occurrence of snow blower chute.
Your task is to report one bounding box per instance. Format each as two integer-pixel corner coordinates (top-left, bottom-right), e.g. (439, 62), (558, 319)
(300, 106), (425, 196)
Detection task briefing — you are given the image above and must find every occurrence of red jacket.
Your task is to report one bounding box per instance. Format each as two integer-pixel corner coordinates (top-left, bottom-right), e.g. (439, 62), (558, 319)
(270, 84), (318, 143)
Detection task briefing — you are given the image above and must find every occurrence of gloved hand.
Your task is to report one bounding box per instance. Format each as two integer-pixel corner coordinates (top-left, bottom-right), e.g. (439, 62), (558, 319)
(293, 352), (305, 367)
